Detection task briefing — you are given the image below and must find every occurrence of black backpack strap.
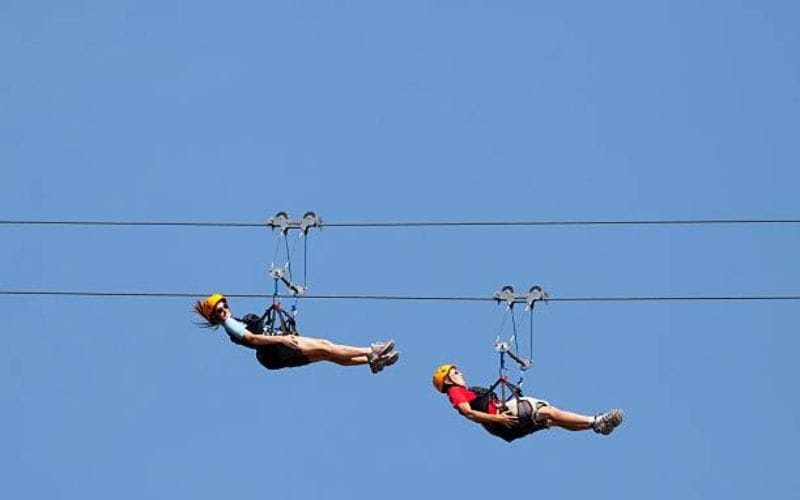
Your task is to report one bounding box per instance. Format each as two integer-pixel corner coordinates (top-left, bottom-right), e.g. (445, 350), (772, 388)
(239, 313), (265, 334)
(468, 386), (498, 413)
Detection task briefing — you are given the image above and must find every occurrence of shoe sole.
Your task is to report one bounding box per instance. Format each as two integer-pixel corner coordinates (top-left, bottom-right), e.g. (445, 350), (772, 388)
(370, 351), (399, 374)
(382, 351), (400, 367)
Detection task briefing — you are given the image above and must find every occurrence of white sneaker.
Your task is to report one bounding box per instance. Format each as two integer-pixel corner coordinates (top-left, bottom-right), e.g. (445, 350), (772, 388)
(593, 409), (625, 435)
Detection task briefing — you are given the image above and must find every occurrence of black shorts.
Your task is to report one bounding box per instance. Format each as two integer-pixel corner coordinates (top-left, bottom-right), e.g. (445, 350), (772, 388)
(482, 400), (549, 443)
(255, 344), (311, 370)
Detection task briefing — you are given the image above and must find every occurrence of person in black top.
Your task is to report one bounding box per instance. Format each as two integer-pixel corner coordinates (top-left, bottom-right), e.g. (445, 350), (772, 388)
(195, 293), (399, 373)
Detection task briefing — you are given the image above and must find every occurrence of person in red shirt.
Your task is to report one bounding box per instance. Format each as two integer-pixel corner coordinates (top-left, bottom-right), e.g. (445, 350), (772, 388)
(433, 364), (624, 442)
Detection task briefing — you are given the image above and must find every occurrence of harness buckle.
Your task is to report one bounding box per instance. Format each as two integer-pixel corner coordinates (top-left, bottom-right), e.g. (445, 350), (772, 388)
(494, 337), (512, 353)
(268, 264), (307, 296)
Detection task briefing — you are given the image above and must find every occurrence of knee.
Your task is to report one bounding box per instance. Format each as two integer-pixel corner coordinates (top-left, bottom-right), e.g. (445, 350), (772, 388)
(535, 405), (557, 425)
(302, 338), (335, 354)
(303, 337), (331, 346)
(538, 405), (558, 418)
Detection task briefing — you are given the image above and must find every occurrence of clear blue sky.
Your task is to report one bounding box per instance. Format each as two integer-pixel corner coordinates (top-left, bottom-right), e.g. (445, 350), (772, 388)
(2, 1), (799, 499)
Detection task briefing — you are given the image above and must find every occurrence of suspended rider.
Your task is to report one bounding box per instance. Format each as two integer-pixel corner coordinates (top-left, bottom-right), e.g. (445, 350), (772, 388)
(432, 364), (624, 442)
(195, 294), (399, 373)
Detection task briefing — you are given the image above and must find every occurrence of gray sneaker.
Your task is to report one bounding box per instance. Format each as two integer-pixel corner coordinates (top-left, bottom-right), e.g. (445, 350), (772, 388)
(370, 350), (400, 374)
(368, 340), (395, 362)
(593, 409), (624, 435)
(381, 350), (400, 368)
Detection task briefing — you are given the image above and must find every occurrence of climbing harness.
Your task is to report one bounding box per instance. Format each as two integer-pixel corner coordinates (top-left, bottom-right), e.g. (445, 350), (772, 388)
(240, 211), (322, 335)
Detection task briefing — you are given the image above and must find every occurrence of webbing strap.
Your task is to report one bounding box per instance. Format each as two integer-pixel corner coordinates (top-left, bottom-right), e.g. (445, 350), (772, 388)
(510, 307), (519, 353)
(529, 302), (535, 361)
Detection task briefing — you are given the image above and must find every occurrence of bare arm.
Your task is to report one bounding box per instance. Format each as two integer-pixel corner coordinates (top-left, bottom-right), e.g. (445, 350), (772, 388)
(455, 402), (517, 428)
(221, 316), (300, 349)
(240, 332), (299, 349)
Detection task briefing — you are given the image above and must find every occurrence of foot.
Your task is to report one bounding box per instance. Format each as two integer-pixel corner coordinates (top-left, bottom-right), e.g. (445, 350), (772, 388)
(370, 350), (400, 374)
(368, 340), (395, 361)
(592, 409), (625, 435)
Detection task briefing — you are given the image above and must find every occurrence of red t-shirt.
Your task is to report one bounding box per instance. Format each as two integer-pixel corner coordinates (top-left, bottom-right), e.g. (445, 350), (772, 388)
(447, 386), (497, 414)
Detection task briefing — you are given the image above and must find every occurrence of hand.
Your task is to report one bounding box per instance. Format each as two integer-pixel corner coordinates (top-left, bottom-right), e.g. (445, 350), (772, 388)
(495, 412), (518, 428)
(282, 335), (301, 349)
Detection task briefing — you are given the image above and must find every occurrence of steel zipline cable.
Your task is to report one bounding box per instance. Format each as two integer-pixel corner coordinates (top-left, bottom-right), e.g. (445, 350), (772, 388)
(1, 218), (800, 228)
(1, 289), (799, 303)
(3, 216), (799, 304)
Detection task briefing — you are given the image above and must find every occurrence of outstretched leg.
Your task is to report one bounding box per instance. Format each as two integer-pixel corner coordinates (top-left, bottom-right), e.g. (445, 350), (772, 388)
(537, 406), (594, 431)
(536, 406), (625, 434)
(295, 337), (371, 365)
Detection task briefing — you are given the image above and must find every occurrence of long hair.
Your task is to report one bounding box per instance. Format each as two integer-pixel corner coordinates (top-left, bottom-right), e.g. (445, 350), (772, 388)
(193, 299), (222, 329)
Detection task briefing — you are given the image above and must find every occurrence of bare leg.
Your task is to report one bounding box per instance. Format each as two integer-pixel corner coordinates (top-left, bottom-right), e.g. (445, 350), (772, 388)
(296, 337), (371, 366)
(324, 355), (370, 366)
(537, 406), (594, 431)
(297, 336), (371, 357)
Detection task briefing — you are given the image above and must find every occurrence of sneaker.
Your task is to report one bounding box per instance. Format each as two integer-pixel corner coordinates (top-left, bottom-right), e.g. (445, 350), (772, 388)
(593, 409), (625, 435)
(368, 340), (395, 361)
(380, 350), (400, 368)
(370, 350), (400, 374)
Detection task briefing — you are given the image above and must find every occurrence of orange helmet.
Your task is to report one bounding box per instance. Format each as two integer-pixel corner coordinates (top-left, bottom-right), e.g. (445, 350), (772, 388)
(196, 293), (227, 321)
(432, 364), (457, 393)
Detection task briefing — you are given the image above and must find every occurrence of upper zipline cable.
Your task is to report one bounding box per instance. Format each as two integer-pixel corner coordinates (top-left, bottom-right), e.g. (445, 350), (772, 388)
(1, 218), (800, 228)
(1, 290), (799, 302)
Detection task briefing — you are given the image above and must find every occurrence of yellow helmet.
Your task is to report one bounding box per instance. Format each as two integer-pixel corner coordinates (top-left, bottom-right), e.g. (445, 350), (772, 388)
(197, 293), (227, 321)
(432, 364), (457, 393)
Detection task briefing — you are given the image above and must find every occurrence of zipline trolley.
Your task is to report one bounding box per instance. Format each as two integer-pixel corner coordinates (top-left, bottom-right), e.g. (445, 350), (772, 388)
(240, 211), (322, 335)
(485, 284), (549, 405)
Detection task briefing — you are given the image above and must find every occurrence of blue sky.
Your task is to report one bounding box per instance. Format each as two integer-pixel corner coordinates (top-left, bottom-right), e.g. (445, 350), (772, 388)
(2, 1), (799, 499)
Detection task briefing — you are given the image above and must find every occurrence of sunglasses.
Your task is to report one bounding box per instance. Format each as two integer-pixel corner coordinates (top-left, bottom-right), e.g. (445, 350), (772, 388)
(213, 303), (229, 314)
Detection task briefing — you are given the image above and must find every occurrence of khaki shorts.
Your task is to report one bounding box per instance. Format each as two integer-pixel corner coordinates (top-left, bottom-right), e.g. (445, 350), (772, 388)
(503, 396), (551, 426)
